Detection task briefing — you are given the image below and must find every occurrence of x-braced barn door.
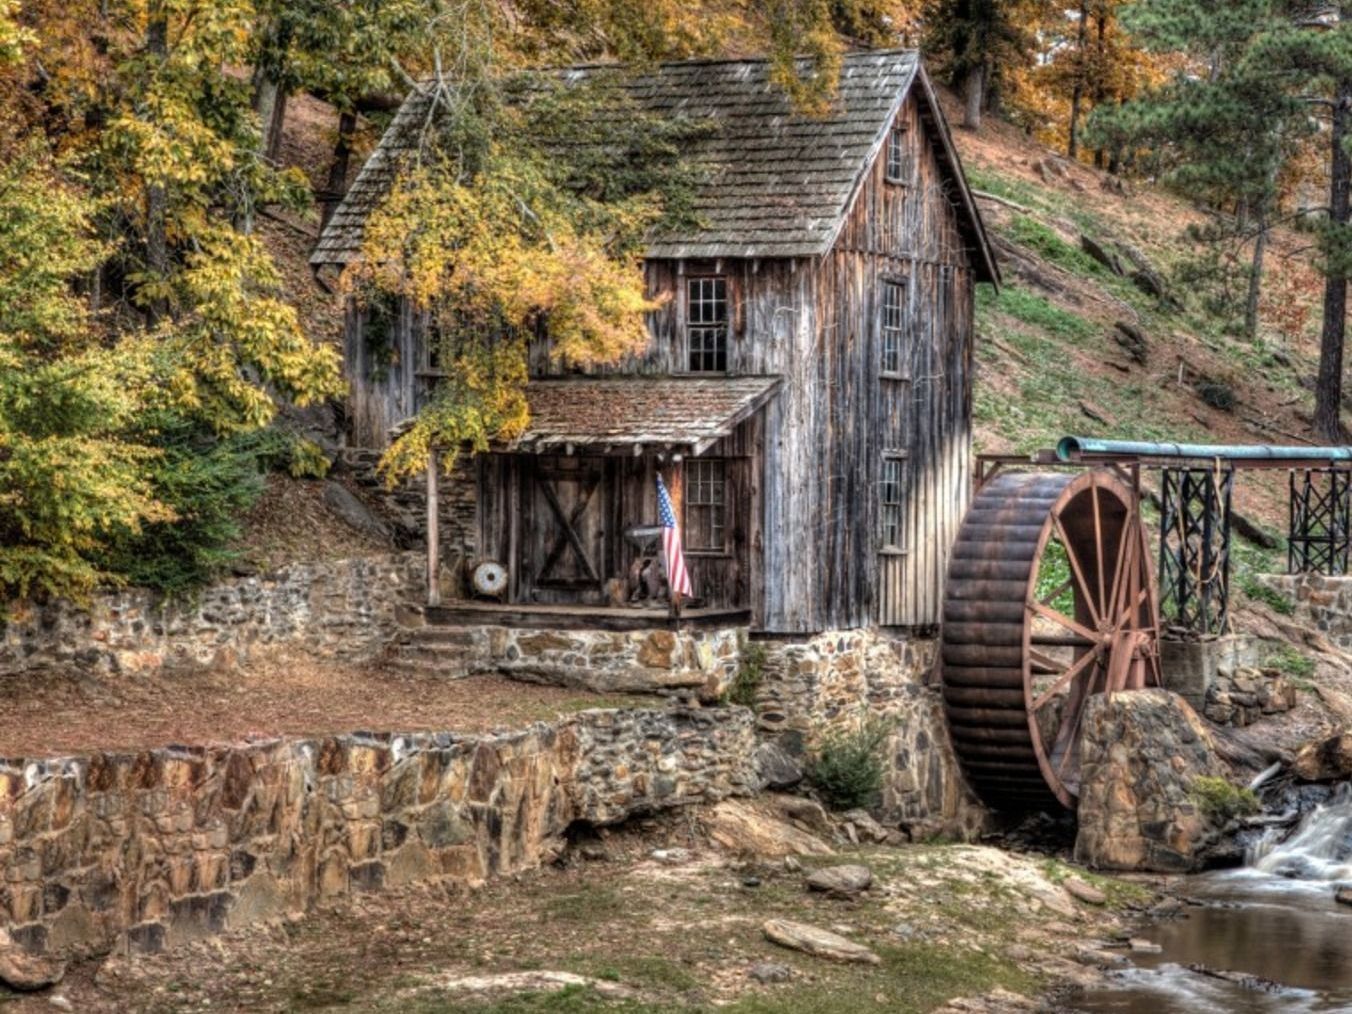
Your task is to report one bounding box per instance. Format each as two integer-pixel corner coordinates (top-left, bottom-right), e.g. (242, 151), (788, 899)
(521, 456), (610, 604)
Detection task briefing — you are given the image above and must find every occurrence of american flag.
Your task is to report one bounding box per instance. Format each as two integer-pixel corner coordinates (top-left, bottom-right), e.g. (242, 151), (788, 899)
(656, 472), (692, 598)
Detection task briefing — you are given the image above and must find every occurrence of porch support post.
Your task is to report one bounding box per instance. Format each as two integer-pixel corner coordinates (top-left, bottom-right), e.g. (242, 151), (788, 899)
(426, 449), (441, 607)
(668, 454), (684, 619)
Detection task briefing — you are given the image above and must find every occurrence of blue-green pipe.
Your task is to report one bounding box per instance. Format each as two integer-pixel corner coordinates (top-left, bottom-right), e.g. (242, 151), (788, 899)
(1056, 435), (1352, 462)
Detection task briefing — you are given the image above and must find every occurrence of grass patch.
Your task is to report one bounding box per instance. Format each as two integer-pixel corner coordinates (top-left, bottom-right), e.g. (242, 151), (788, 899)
(1005, 216), (1106, 279)
(1039, 859), (1152, 909)
(980, 285), (1096, 344)
(540, 887), (626, 923)
(724, 942), (1040, 1014)
(1191, 776), (1260, 824)
(1265, 643), (1315, 684)
(1239, 575), (1295, 615)
(570, 956), (701, 994)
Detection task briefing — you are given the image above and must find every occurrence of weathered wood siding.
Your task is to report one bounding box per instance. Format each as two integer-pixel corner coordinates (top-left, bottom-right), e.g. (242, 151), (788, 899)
(345, 300), (440, 448)
(822, 94), (976, 629)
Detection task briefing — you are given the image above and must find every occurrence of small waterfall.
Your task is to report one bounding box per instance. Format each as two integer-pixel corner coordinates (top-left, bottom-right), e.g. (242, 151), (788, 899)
(1248, 784), (1352, 882)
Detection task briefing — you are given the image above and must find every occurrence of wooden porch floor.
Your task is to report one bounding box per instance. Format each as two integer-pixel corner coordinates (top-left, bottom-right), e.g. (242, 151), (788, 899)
(425, 600), (751, 631)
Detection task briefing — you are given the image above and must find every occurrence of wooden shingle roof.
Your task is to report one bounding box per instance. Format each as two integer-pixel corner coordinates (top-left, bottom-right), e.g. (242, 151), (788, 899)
(311, 50), (997, 282)
(506, 376), (781, 455)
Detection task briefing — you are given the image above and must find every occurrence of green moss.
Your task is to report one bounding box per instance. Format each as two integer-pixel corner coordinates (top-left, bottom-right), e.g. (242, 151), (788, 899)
(1191, 776), (1260, 824)
(1265, 643), (1315, 684)
(1005, 216), (1108, 279)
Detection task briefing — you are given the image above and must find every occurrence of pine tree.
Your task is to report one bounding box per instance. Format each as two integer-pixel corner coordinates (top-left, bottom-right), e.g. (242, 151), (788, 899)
(924, 0), (1045, 129)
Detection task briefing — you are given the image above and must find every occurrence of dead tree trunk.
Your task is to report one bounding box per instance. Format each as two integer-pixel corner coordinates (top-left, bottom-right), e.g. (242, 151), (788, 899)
(319, 110), (358, 230)
(963, 63), (986, 131)
(1244, 206), (1268, 342)
(1316, 76), (1352, 441)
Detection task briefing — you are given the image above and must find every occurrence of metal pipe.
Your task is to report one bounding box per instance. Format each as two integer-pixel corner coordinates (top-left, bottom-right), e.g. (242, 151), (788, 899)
(1056, 435), (1352, 463)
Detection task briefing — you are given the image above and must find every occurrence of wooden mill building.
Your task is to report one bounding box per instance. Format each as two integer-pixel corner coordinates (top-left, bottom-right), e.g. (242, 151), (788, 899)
(311, 50), (999, 635)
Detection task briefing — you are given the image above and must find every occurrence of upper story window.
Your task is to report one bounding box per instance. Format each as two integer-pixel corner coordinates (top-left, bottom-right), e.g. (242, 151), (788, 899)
(885, 125), (910, 184)
(687, 276), (728, 372)
(881, 277), (907, 376)
(685, 458), (727, 553)
(880, 454), (906, 552)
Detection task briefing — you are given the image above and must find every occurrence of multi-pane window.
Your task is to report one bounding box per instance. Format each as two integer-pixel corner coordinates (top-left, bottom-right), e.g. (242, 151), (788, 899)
(880, 455), (906, 551)
(687, 276), (728, 372)
(885, 125), (909, 184)
(685, 459), (727, 553)
(881, 278), (907, 375)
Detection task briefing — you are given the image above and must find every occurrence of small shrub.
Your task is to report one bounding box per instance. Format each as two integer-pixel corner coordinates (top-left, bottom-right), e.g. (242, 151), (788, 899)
(1192, 776), (1259, 825)
(1240, 576), (1294, 615)
(727, 642), (766, 708)
(1196, 380), (1237, 412)
(808, 714), (894, 811)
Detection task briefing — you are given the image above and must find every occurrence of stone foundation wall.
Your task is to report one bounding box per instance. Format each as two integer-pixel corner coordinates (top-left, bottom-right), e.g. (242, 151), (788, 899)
(754, 630), (986, 839)
(0, 554), (423, 677)
(1260, 574), (1352, 647)
(0, 707), (758, 957)
(396, 624), (744, 698)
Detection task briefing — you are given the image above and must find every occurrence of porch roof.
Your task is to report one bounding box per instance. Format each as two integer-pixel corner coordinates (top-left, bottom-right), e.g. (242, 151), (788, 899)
(505, 375), (781, 456)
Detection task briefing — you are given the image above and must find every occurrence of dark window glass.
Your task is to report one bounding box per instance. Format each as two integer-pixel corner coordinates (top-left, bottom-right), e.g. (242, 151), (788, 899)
(685, 459), (727, 552)
(882, 279), (907, 375)
(687, 276), (728, 372)
(886, 126), (909, 183)
(880, 456), (905, 550)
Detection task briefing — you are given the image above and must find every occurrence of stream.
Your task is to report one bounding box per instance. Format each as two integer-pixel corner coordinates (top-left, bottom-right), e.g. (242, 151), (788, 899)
(1066, 787), (1352, 1013)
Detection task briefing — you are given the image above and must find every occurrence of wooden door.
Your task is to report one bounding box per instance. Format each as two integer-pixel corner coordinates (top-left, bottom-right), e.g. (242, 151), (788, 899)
(521, 456), (609, 604)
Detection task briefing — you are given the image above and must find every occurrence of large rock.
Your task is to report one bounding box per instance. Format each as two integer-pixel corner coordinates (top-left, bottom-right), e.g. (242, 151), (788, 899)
(805, 864), (873, 897)
(1074, 689), (1228, 872)
(704, 798), (833, 858)
(1292, 733), (1352, 782)
(762, 920), (880, 964)
(322, 481), (392, 541)
(0, 948), (66, 991)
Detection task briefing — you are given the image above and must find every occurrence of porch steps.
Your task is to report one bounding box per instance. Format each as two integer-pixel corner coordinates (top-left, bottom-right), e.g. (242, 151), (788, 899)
(382, 627), (482, 677)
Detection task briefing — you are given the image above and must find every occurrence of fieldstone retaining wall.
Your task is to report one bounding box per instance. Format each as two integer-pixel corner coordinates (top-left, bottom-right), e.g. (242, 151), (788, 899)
(0, 707), (758, 958)
(755, 630), (987, 839)
(1260, 574), (1352, 648)
(394, 625), (744, 698)
(0, 554), (423, 677)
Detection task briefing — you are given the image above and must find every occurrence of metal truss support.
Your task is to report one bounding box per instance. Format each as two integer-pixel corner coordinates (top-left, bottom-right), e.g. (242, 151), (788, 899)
(1289, 468), (1352, 575)
(1159, 466), (1233, 635)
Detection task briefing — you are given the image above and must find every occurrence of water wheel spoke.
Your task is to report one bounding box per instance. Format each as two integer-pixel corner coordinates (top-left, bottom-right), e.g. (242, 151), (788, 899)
(1105, 512), (1134, 631)
(1031, 645), (1105, 712)
(1028, 599), (1098, 643)
(1091, 480), (1107, 616)
(1051, 514), (1102, 628)
(1028, 647), (1066, 675)
(1038, 576), (1074, 608)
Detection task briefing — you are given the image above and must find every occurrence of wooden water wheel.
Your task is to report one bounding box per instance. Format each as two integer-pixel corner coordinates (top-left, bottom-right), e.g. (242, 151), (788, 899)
(941, 469), (1161, 810)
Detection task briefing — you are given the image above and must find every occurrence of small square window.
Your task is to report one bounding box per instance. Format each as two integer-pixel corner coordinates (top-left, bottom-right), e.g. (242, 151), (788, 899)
(687, 276), (728, 372)
(886, 126), (909, 184)
(881, 278), (907, 375)
(880, 456), (906, 551)
(685, 458), (727, 553)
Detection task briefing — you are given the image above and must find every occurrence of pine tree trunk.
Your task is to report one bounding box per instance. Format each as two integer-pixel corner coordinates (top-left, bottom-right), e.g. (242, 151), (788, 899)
(320, 110), (358, 230)
(1244, 210), (1267, 341)
(1068, 0), (1090, 158)
(1315, 76), (1352, 441)
(963, 64), (985, 131)
(144, 5), (169, 326)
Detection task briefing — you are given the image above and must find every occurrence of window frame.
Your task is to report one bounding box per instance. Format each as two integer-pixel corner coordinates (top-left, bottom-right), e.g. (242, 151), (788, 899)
(879, 452), (908, 556)
(880, 275), (909, 379)
(885, 124), (910, 185)
(684, 275), (729, 374)
(683, 457), (729, 556)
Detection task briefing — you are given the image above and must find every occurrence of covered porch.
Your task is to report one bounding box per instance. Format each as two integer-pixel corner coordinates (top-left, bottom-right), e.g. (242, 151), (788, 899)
(424, 376), (779, 624)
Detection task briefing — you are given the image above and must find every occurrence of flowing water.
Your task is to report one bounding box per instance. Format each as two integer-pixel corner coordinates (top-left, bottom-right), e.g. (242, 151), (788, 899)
(1066, 787), (1352, 1013)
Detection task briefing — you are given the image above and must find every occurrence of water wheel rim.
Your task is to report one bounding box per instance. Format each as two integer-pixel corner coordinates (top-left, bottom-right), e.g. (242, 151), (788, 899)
(1019, 470), (1161, 809)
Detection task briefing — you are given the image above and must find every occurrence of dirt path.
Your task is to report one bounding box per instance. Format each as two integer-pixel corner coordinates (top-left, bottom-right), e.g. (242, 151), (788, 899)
(0, 661), (640, 759)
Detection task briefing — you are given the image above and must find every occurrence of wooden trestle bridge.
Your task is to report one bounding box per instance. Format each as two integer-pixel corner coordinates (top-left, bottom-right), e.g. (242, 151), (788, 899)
(943, 436), (1352, 811)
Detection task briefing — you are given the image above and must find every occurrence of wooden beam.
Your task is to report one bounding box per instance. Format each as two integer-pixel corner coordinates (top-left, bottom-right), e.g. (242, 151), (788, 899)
(427, 450), (441, 607)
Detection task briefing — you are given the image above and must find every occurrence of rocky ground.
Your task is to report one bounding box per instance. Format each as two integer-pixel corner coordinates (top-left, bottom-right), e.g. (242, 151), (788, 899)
(0, 798), (1168, 1013)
